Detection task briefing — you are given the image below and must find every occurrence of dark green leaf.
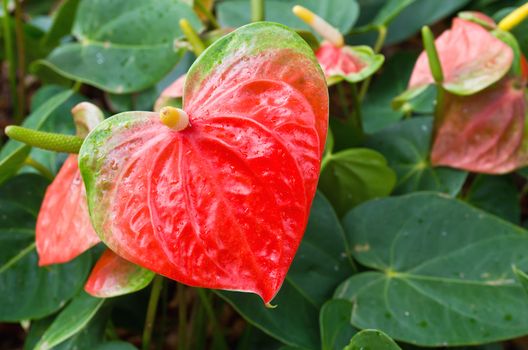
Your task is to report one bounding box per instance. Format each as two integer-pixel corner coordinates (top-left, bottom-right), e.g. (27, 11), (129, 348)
(219, 192), (354, 349)
(35, 291), (105, 350)
(94, 341), (138, 350)
(0, 174), (91, 321)
(0, 90), (73, 185)
(366, 117), (467, 195)
(464, 175), (520, 224)
(320, 299), (356, 350)
(38, 0), (202, 93)
(41, 0), (80, 47)
(362, 52), (418, 134)
(344, 329), (402, 350)
(336, 192), (528, 346)
(105, 87), (158, 114)
(217, 0), (359, 35)
(319, 148), (396, 217)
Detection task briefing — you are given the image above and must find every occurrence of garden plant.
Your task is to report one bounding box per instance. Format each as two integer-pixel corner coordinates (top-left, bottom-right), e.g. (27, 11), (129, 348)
(2, 0), (528, 349)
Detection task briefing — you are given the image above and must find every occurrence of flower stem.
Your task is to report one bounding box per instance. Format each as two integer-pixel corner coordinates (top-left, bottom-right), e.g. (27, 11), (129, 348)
(5, 126), (84, 154)
(358, 25), (386, 101)
(196, 289), (229, 350)
(251, 0), (265, 22)
(179, 18), (206, 56)
(24, 157), (54, 181)
(2, 0), (18, 120)
(498, 2), (528, 31)
(142, 275), (164, 350)
(195, 0), (220, 29)
(178, 284), (187, 350)
(421, 26), (443, 84)
(14, 0), (26, 121)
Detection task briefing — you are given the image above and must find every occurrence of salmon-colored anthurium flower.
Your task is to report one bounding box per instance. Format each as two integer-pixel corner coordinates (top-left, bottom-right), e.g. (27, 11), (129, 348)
(36, 102), (104, 266)
(35, 102), (155, 297)
(154, 74), (186, 111)
(78, 23), (329, 304)
(407, 12), (528, 174)
(293, 5), (383, 86)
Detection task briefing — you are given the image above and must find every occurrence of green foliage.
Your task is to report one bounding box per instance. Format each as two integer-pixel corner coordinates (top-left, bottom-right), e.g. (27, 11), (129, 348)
(337, 193), (528, 346)
(0, 174), (91, 321)
(3, 0), (528, 349)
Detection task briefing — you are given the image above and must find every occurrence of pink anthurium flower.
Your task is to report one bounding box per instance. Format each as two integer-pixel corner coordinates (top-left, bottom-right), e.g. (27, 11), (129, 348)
(293, 5), (383, 85)
(78, 23), (328, 304)
(154, 74), (186, 111)
(408, 13), (528, 174)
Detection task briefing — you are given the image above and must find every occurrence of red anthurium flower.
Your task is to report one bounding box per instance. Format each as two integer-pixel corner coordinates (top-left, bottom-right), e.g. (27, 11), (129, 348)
(79, 23), (328, 303)
(85, 249), (154, 298)
(36, 103), (104, 265)
(409, 17), (513, 95)
(36, 154), (101, 265)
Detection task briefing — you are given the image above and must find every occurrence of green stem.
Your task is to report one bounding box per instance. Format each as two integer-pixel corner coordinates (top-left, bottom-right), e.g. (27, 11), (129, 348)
(142, 275), (164, 350)
(251, 0), (264, 22)
(5, 126), (84, 153)
(24, 157), (54, 181)
(196, 289), (229, 350)
(72, 80), (82, 93)
(14, 0), (25, 121)
(349, 83), (364, 140)
(2, 0), (18, 119)
(358, 25), (386, 101)
(421, 26), (443, 84)
(195, 0), (220, 29)
(178, 284), (187, 350)
(179, 18), (206, 56)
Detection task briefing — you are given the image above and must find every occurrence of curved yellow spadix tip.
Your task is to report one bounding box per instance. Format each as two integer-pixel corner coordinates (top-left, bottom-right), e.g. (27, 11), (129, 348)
(498, 2), (528, 31)
(292, 5), (344, 47)
(292, 5), (315, 24)
(159, 107), (190, 131)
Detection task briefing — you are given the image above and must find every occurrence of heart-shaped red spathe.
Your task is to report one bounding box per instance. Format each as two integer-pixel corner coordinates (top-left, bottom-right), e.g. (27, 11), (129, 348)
(79, 23), (328, 303)
(36, 155), (100, 265)
(409, 17), (513, 95)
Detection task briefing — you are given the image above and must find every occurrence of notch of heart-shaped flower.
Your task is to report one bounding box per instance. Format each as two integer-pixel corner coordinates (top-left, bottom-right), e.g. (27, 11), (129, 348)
(79, 22), (329, 303)
(292, 5), (383, 85)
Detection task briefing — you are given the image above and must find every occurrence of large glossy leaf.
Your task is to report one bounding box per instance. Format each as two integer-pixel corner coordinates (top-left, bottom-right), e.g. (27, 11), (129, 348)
(344, 330), (401, 350)
(0, 90), (72, 185)
(34, 291), (105, 350)
(0, 174), (91, 321)
(319, 148), (396, 217)
(80, 23), (328, 303)
(94, 342), (138, 350)
(431, 77), (527, 174)
(85, 249), (155, 298)
(320, 299), (356, 350)
(409, 18), (513, 95)
(464, 174), (520, 224)
(38, 0), (202, 93)
(366, 117), (467, 195)
(217, 0), (358, 35)
(336, 192), (528, 346)
(219, 192), (354, 350)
